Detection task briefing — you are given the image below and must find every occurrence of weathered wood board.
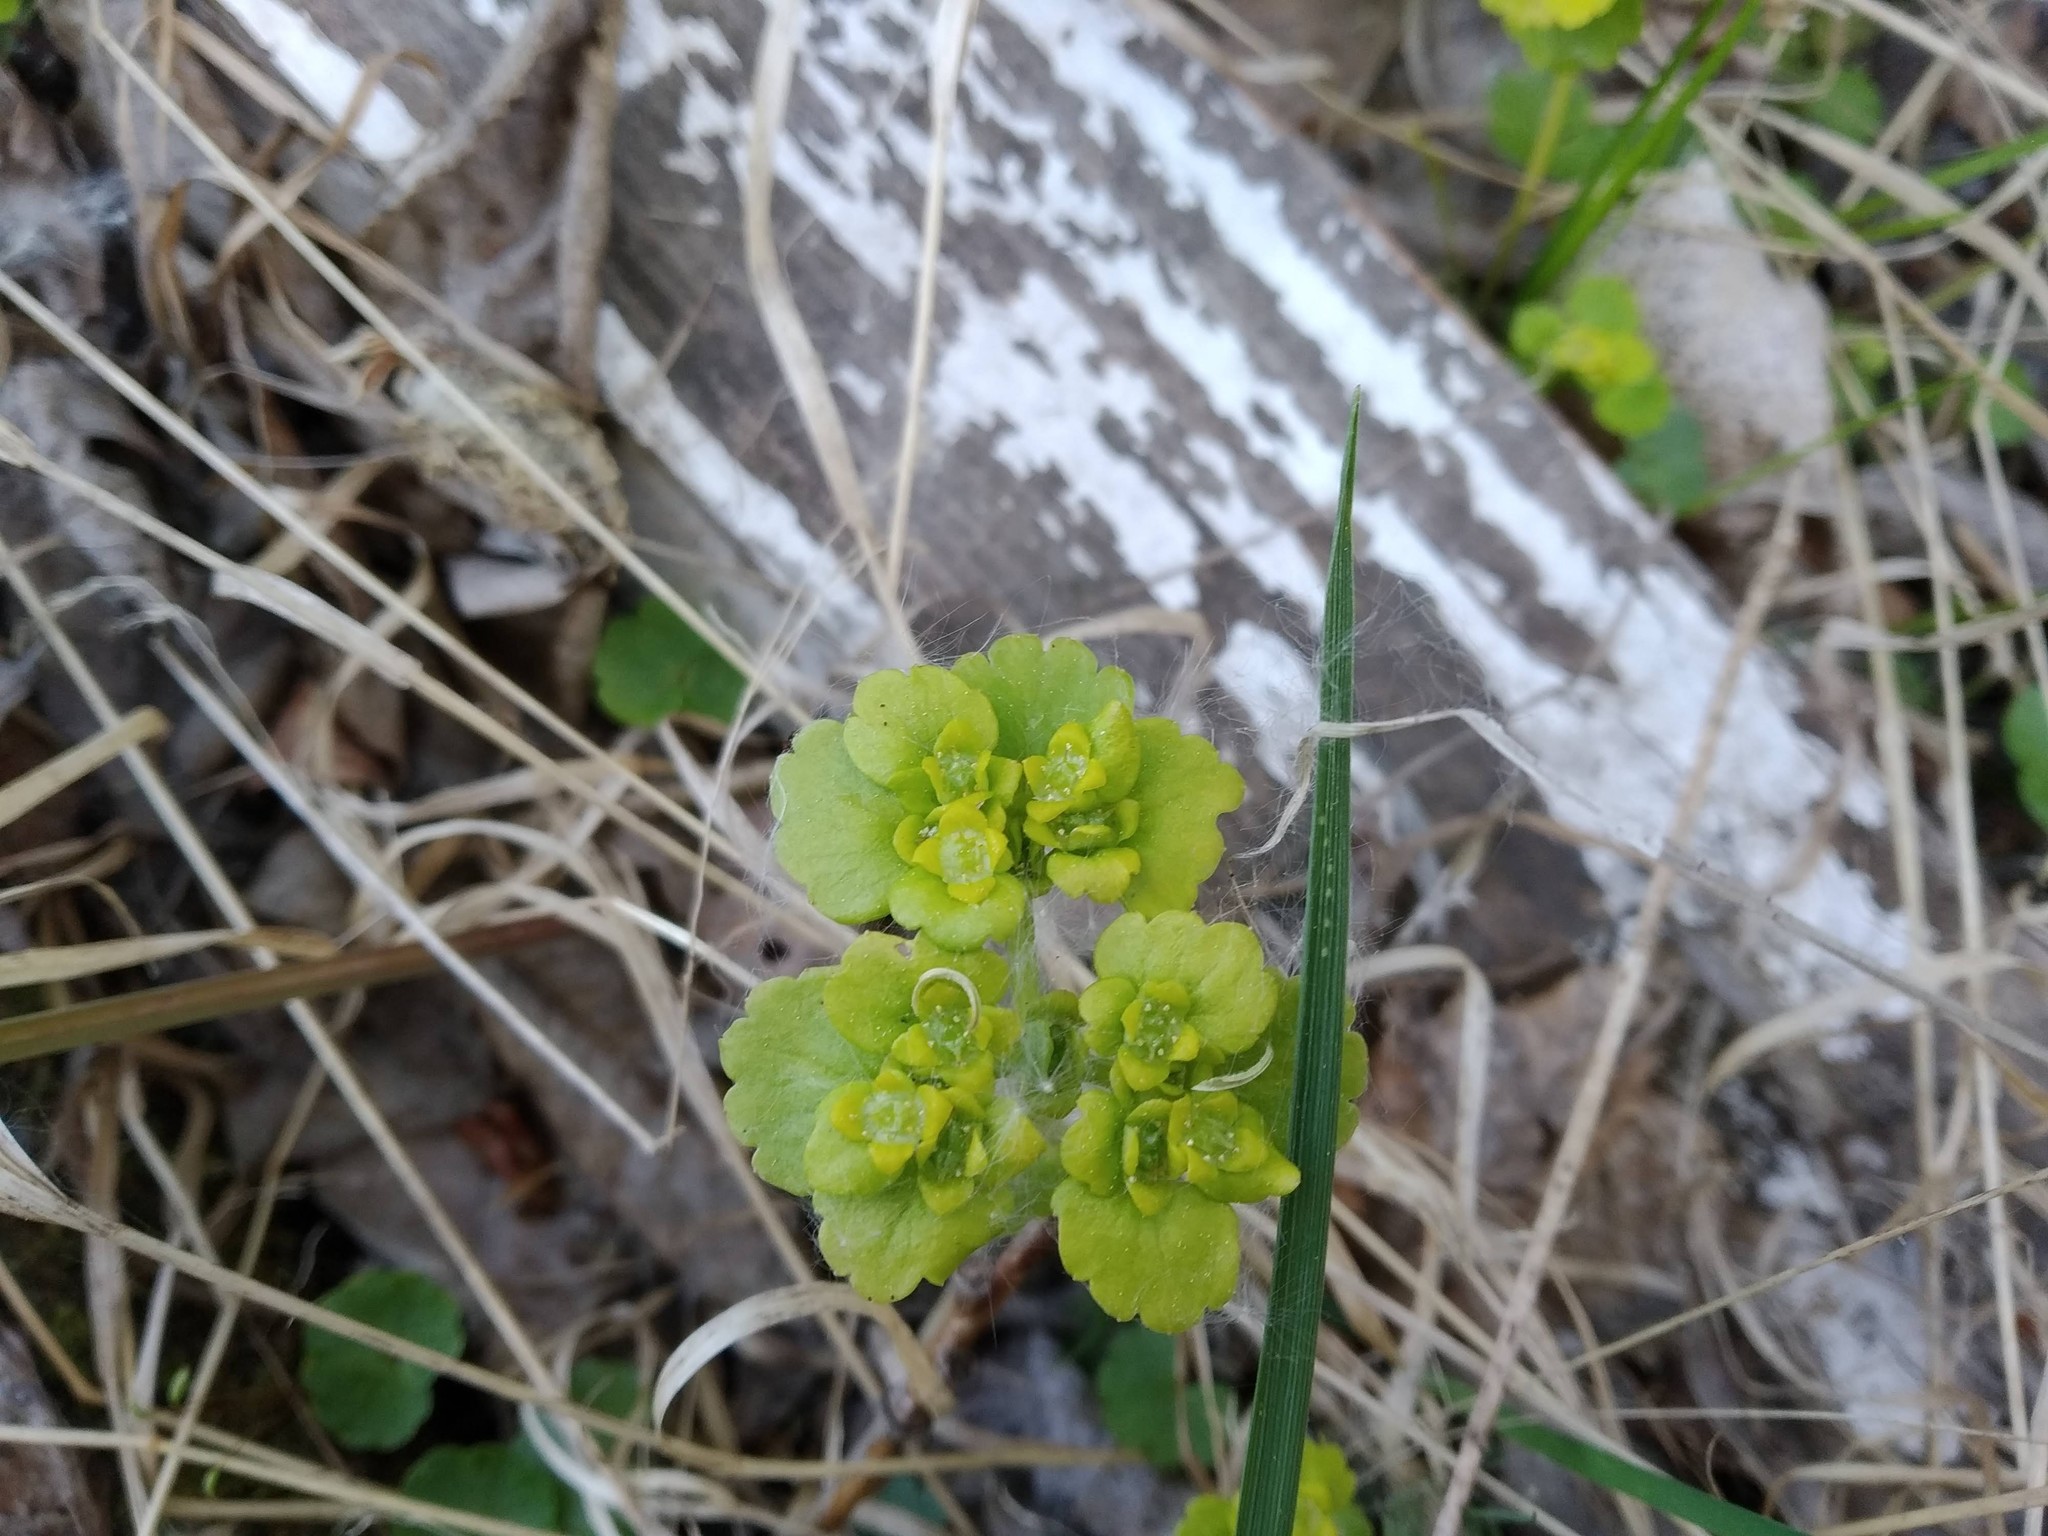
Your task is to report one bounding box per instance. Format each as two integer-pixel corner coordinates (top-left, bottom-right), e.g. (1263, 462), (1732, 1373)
(191, 0), (1914, 1020)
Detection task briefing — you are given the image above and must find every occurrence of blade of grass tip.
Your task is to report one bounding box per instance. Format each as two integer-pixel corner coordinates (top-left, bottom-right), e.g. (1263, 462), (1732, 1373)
(1499, 1419), (1800, 1536)
(1433, 1375), (1799, 1536)
(1524, 0), (1759, 299)
(1843, 121), (2048, 227)
(1235, 393), (1360, 1536)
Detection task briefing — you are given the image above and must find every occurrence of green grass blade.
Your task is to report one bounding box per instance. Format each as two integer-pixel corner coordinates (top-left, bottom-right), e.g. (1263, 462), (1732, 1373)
(1843, 120), (2048, 228)
(1523, 0), (1758, 299)
(1500, 1418), (1801, 1536)
(1234, 393), (1360, 1536)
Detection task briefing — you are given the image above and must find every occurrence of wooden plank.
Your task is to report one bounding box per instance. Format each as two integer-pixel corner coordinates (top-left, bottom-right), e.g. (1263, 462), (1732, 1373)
(168, 0), (1912, 1019)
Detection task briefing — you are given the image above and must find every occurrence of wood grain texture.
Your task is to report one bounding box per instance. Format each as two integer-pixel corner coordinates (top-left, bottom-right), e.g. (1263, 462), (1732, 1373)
(211, 0), (1911, 1016)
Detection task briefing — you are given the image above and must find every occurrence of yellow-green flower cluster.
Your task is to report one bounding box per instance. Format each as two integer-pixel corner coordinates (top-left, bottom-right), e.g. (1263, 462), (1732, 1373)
(1050, 912), (1302, 1332)
(803, 939), (1045, 1219)
(1509, 275), (1672, 440)
(771, 637), (1245, 949)
(1481, 0), (1618, 30)
(721, 935), (1059, 1301)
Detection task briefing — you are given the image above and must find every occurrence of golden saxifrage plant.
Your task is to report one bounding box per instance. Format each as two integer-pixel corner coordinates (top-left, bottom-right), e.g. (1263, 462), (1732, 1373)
(718, 635), (1364, 1332)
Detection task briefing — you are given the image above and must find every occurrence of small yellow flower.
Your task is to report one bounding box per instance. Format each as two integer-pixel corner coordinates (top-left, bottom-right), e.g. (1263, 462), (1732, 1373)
(1482, 0), (1620, 29)
(1548, 325), (1654, 392)
(828, 1068), (951, 1177)
(906, 800), (1013, 903)
(1116, 979), (1204, 1093)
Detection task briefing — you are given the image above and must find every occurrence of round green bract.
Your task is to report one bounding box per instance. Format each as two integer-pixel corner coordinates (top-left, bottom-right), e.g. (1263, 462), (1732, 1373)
(1052, 1180), (1239, 1333)
(298, 1269), (465, 1452)
(771, 721), (905, 925)
(720, 968), (874, 1196)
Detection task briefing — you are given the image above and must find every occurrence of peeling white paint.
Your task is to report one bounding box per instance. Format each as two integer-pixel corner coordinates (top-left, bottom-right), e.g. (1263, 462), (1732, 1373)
(462, 0), (523, 37)
(595, 305), (879, 642)
(618, 0), (735, 92)
(830, 363), (887, 417)
(211, 0), (423, 161)
(1773, 1221), (1952, 1459)
(1212, 622), (1316, 788)
(928, 274), (1201, 610)
(722, 0), (1910, 1011)
(225, 0), (1915, 1018)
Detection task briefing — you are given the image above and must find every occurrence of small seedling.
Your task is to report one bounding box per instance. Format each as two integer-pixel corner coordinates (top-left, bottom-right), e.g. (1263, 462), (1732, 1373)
(1094, 1323), (1234, 1471)
(1510, 275), (1672, 439)
(1487, 71), (1618, 185)
(397, 1440), (575, 1536)
(1175, 1440), (1372, 1536)
(592, 596), (746, 726)
(298, 1268), (465, 1452)
(1615, 407), (1710, 515)
(2004, 686), (2048, 834)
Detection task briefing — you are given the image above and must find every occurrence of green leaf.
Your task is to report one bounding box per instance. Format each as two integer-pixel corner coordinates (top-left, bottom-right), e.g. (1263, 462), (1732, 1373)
(823, 932), (1012, 1056)
(1121, 719), (1245, 915)
(1488, 71), (1618, 183)
(1979, 363), (2035, 449)
(1798, 64), (1884, 145)
(816, 1152), (1053, 1303)
(1507, 0), (1643, 71)
(2004, 688), (2048, 836)
(1093, 1324), (1232, 1471)
(1234, 395), (1362, 1536)
(2003, 686), (2048, 770)
(1565, 274), (1640, 333)
(771, 721), (905, 924)
(569, 1356), (639, 1456)
(950, 635), (1136, 762)
(1087, 911), (1279, 1057)
(888, 867), (1028, 948)
(1615, 406), (1710, 513)
(1177, 1495), (1237, 1536)
(1508, 302), (1566, 366)
(2018, 765), (2048, 835)
(396, 1441), (571, 1536)
(1052, 1180), (1239, 1334)
(298, 1269), (465, 1452)
(842, 665), (1000, 795)
(1233, 977), (1364, 1158)
(720, 967), (875, 1196)
(1592, 372), (1671, 438)
(592, 598), (745, 727)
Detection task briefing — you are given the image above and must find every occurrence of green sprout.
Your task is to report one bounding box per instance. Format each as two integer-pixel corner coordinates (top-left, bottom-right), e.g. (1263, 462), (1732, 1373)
(1510, 274), (1672, 439)
(1177, 1439), (1372, 1536)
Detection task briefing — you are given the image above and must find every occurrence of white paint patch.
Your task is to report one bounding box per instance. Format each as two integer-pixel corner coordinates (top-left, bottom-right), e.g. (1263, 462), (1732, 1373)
(830, 364), (888, 417)
(1757, 1144), (1843, 1219)
(1773, 1222), (1953, 1459)
(928, 274), (1200, 610)
(1212, 623), (1315, 787)
(462, 0), (524, 37)
(595, 305), (880, 642)
(619, 0), (736, 93)
(637, 0), (1907, 1013)
(210, 0), (422, 161)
